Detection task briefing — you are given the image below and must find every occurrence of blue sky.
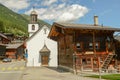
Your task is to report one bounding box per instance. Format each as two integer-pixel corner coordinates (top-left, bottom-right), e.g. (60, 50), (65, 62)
(0, 0), (120, 28)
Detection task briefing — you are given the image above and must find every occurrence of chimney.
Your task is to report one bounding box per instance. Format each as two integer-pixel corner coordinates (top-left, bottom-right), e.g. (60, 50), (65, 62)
(94, 16), (98, 26)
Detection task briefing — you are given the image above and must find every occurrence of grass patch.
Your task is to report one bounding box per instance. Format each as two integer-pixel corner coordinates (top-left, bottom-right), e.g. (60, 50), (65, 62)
(86, 74), (120, 80)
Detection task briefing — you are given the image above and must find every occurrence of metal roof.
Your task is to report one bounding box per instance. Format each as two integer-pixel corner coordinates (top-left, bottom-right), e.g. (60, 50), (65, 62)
(31, 10), (37, 15)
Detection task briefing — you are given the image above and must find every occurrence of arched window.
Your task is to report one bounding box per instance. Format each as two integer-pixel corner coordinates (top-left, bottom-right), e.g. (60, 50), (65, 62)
(32, 25), (35, 30)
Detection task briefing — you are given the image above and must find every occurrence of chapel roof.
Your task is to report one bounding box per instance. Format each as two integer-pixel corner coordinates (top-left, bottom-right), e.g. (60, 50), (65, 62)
(40, 44), (50, 53)
(31, 10), (37, 15)
(26, 25), (50, 42)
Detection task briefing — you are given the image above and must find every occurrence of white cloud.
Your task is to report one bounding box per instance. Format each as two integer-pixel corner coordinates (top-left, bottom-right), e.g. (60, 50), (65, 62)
(92, 0), (96, 3)
(25, 4), (89, 22)
(0, 0), (29, 12)
(41, 0), (57, 6)
(57, 4), (88, 22)
(0, 0), (88, 22)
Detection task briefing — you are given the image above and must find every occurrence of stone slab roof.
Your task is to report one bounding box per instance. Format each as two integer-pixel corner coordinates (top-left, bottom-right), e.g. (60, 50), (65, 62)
(40, 44), (50, 53)
(6, 43), (23, 49)
(54, 22), (120, 31)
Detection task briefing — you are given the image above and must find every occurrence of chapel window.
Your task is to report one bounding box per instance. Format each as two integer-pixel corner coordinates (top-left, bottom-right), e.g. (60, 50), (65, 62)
(32, 25), (35, 30)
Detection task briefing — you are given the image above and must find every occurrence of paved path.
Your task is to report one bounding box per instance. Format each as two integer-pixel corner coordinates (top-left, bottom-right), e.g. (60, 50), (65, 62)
(21, 67), (105, 80)
(0, 60), (25, 71)
(0, 71), (23, 80)
(0, 60), (25, 80)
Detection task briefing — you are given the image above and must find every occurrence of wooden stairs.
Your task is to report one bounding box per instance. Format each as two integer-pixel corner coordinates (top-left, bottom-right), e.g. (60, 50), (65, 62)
(101, 54), (114, 70)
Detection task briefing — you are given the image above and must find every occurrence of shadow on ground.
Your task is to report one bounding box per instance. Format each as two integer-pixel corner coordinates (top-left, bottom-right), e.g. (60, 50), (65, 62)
(46, 67), (70, 73)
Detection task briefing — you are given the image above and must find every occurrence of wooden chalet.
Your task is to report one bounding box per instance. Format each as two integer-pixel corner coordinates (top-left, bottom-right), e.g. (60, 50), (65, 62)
(4, 33), (14, 41)
(0, 33), (10, 59)
(6, 43), (24, 60)
(0, 44), (6, 59)
(48, 16), (120, 72)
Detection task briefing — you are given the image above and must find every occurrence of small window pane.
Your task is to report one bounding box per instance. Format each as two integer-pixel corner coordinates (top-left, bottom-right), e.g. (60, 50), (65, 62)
(95, 43), (99, 49)
(89, 43), (93, 49)
(32, 25), (35, 30)
(76, 43), (80, 49)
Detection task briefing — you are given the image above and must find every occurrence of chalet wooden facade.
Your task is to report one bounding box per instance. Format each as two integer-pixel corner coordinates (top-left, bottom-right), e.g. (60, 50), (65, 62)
(0, 44), (6, 59)
(0, 33), (9, 59)
(6, 43), (24, 60)
(48, 19), (120, 72)
(0, 33), (25, 60)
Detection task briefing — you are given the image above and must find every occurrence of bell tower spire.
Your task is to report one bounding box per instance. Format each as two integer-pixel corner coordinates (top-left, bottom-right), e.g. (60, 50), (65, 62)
(30, 6), (37, 24)
(28, 6), (39, 37)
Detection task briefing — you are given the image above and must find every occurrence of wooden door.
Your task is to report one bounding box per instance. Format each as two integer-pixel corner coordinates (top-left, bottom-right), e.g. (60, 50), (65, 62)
(41, 56), (49, 66)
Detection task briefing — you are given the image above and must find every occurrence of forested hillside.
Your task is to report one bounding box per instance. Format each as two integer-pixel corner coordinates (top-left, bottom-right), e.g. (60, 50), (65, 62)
(0, 4), (51, 36)
(0, 4), (28, 36)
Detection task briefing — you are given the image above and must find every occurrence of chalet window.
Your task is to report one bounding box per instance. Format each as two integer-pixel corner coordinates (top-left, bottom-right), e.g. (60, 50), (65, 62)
(95, 42), (99, 49)
(32, 25), (35, 30)
(89, 42), (100, 49)
(89, 43), (93, 49)
(76, 43), (81, 49)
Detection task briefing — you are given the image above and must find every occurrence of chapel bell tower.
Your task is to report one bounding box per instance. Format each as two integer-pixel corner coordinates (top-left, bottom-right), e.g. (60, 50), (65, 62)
(28, 8), (39, 37)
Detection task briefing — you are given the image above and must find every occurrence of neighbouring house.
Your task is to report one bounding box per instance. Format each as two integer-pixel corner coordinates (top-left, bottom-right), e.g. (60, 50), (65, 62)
(26, 9), (58, 67)
(0, 33), (9, 59)
(3, 33), (14, 41)
(0, 33), (25, 60)
(0, 33), (10, 44)
(6, 43), (24, 60)
(48, 16), (120, 72)
(0, 44), (6, 59)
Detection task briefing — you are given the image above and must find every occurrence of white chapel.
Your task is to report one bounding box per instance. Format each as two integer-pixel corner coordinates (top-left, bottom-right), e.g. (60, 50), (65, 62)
(26, 9), (58, 67)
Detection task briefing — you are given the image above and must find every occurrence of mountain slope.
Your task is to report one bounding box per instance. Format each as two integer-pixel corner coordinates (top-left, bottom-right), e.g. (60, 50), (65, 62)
(0, 3), (28, 36)
(0, 4), (51, 36)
